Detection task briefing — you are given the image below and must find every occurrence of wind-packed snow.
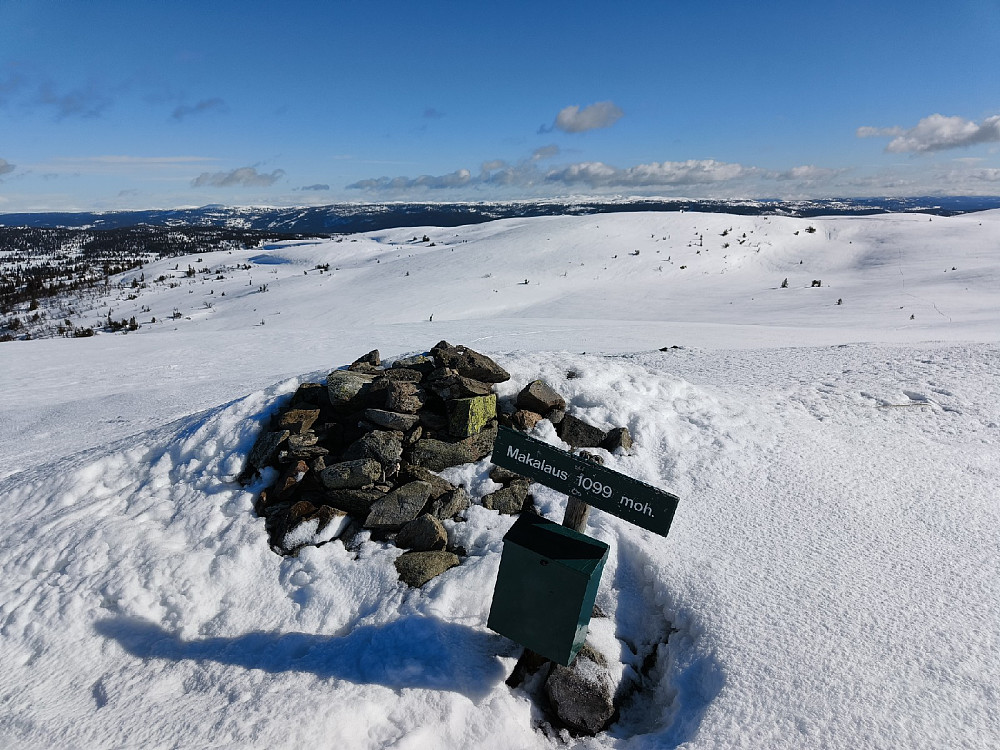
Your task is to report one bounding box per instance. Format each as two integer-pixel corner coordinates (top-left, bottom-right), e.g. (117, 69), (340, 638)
(1, 211), (998, 748)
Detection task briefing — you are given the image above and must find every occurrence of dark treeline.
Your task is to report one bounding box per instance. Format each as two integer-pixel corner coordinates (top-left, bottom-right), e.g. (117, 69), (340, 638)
(0, 225), (321, 316)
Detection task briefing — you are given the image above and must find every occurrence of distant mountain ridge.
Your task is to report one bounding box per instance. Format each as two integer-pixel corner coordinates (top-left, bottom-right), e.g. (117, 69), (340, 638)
(3, 196), (1000, 233)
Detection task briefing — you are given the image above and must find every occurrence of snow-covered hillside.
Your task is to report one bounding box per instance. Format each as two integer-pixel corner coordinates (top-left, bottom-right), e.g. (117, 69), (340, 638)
(1, 211), (998, 748)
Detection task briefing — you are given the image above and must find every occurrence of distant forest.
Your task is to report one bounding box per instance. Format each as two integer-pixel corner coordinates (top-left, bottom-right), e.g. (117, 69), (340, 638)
(0, 225), (318, 315)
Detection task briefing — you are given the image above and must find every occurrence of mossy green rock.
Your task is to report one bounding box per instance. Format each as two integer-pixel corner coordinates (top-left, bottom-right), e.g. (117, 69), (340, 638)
(447, 394), (497, 438)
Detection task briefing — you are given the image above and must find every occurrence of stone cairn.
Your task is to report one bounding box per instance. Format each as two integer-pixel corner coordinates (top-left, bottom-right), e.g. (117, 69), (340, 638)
(238, 341), (636, 735)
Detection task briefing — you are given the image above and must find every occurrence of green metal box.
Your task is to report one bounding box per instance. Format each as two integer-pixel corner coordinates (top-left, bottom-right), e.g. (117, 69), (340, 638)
(487, 513), (610, 666)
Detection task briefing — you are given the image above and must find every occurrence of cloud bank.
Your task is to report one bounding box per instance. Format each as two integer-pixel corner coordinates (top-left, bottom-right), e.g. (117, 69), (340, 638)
(191, 166), (285, 188)
(347, 157), (845, 194)
(858, 114), (1000, 153)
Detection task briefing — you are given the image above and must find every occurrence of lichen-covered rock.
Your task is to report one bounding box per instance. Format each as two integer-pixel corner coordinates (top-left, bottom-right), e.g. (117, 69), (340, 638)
(447, 394), (497, 438)
(364, 480), (433, 531)
(557, 414), (607, 448)
(516, 380), (566, 415)
(430, 343), (510, 383)
(395, 514), (448, 551)
(319, 458), (382, 490)
(544, 644), (616, 735)
(482, 479), (531, 514)
(394, 550), (460, 587)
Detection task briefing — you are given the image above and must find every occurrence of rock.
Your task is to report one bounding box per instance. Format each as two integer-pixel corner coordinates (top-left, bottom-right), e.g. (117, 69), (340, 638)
(386, 382), (426, 414)
(482, 479), (531, 514)
(363, 408), (421, 432)
(378, 367), (425, 382)
(428, 487), (471, 520)
(364, 481), (433, 530)
(430, 343), (510, 383)
(410, 423), (498, 471)
(558, 414), (607, 449)
(286, 431), (318, 450)
(350, 349), (381, 368)
(239, 429), (290, 484)
(544, 644), (616, 735)
(278, 408), (321, 434)
(274, 460), (310, 502)
(342, 431), (403, 471)
(447, 394), (497, 438)
(321, 488), (384, 517)
(512, 409), (542, 431)
(417, 409), (449, 434)
(397, 464), (457, 499)
(516, 380), (566, 414)
(391, 354), (436, 374)
(327, 370), (375, 409)
(547, 408), (566, 425)
(394, 550), (460, 587)
(319, 458), (382, 490)
(395, 514), (448, 551)
(578, 451), (604, 466)
(489, 464), (525, 485)
(290, 382), (328, 409)
(314, 505), (349, 534)
(601, 427), (633, 454)
(425, 370), (495, 400)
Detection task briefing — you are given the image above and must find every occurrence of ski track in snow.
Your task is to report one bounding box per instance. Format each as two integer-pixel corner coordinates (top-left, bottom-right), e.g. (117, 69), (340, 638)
(1, 211), (999, 748)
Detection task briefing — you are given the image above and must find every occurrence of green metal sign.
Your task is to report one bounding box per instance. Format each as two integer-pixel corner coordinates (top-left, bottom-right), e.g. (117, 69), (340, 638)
(491, 426), (679, 536)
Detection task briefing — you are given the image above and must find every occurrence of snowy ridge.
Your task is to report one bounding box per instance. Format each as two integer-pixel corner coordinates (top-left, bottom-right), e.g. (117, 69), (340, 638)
(1, 210), (998, 748)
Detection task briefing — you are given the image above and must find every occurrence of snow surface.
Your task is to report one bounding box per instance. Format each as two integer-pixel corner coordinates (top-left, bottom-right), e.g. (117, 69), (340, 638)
(1, 211), (998, 748)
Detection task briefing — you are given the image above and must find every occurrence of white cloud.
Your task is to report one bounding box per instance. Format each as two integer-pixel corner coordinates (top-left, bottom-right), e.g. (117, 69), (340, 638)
(553, 101), (624, 133)
(774, 165), (846, 181)
(858, 114), (1000, 153)
(191, 166), (286, 188)
(545, 159), (753, 187)
(0, 157), (14, 176)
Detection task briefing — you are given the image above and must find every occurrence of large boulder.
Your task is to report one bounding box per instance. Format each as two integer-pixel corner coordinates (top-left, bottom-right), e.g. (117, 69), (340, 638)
(394, 550), (460, 587)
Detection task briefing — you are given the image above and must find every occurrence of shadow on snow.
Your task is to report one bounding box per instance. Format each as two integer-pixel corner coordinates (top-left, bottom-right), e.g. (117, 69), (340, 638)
(94, 614), (506, 701)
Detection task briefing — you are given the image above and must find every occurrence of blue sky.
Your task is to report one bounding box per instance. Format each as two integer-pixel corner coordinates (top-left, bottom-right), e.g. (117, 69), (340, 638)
(1, 0), (999, 211)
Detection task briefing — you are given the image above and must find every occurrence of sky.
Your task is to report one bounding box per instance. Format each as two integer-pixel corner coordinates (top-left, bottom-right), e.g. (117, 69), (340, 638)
(1, 0), (999, 212)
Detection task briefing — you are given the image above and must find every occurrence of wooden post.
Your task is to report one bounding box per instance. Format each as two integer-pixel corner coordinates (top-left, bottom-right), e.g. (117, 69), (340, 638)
(562, 495), (591, 533)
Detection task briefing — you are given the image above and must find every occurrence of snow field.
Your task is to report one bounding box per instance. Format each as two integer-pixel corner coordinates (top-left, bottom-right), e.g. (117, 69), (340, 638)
(1, 210), (998, 748)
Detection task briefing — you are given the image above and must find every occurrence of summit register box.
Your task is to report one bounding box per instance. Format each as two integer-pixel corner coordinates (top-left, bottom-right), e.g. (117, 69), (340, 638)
(487, 513), (610, 666)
